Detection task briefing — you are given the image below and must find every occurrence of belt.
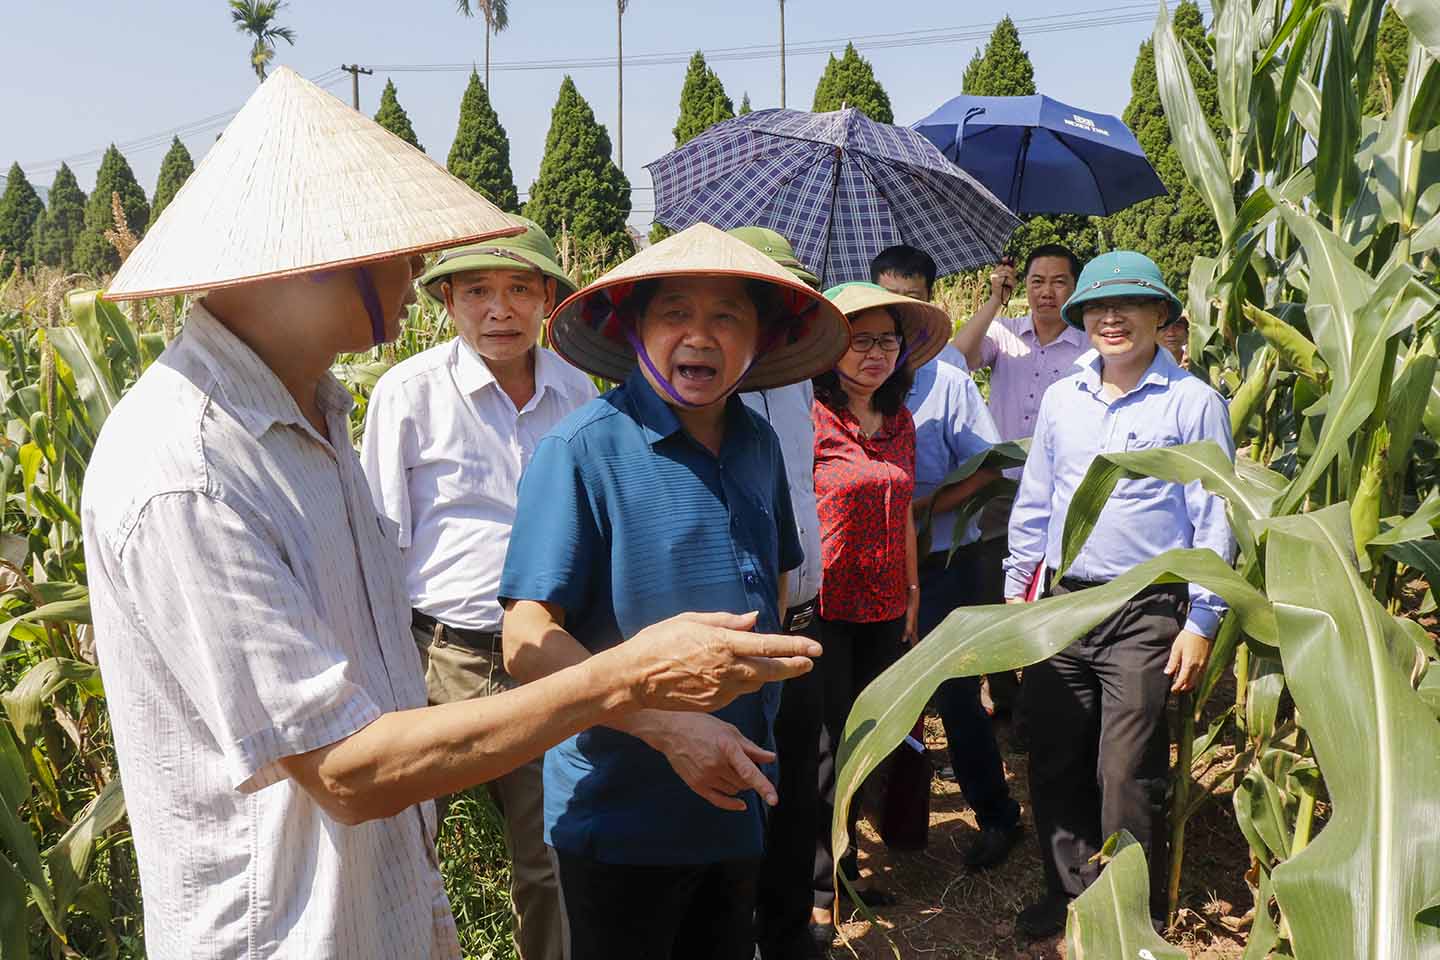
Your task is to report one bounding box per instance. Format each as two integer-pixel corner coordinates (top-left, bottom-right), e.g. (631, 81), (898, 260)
(411, 610), (502, 653)
(783, 598), (818, 634)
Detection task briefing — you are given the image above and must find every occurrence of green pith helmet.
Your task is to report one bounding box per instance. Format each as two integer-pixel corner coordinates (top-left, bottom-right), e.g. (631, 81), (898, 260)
(1061, 250), (1183, 329)
(726, 226), (821, 289)
(419, 215), (575, 308)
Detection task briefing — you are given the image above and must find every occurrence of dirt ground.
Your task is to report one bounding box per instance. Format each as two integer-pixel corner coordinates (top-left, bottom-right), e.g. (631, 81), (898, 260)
(824, 708), (1254, 960)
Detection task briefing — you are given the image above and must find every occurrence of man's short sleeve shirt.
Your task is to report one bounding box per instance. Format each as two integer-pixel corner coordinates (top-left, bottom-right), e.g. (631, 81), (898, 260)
(499, 370), (802, 864)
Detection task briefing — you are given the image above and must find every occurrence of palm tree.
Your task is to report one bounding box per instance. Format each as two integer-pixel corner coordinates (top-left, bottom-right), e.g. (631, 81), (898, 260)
(617, 0), (629, 169)
(228, 0), (296, 83)
(455, 0), (510, 90)
(778, 0), (787, 108)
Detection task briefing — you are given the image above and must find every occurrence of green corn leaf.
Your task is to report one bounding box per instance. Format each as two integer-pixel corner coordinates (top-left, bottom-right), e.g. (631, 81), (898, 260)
(1234, 755), (1294, 865)
(0, 658), (103, 750)
(1187, 255), (1221, 356)
(67, 291), (139, 374)
(1348, 0), (1392, 103)
(0, 772), (61, 940)
(1265, 504), (1440, 959)
(1241, 869), (1283, 960)
(1064, 830), (1184, 959)
(1395, 0), (1440, 62)
(1276, 6), (1328, 155)
(1244, 302), (1322, 379)
(1216, 0), (1256, 166)
(1057, 443), (1281, 571)
(44, 326), (116, 434)
(1369, 490), (1440, 548)
(0, 725), (27, 816)
(1417, 208), (1440, 254)
(1154, 0), (1236, 237)
(1316, 5), (1362, 219)
(1255, 0), (1321, 73)
(1385, 338), (1439, 490)
(1410, 60), (1440, 137)
(45, 778), (125, 917)
(68, 882), (118, 960)
(1246, 656), (1286, 744)
(0, 854), (30, 960)
(831, 548), (1276, 875)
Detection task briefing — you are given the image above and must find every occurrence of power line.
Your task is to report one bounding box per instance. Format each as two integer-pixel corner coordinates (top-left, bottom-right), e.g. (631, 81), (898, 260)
(20, 3), (1208, 181)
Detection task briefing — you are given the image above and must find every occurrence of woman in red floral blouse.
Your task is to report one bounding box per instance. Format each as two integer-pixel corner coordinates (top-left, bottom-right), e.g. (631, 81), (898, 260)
(810, 282), (950, 935)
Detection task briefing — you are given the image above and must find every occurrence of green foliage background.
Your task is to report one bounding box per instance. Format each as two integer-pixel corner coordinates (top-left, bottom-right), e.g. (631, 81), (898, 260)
(31, 164), (86, 272)
(525, 76), (632, 259)
(812, 43), (894, 123)
(148, 137), (194, 230)
(73, 146), (148, 277)
(447, 71), (520, 212)
(375, 78), (425, 152)
(0, 164), (44, 273)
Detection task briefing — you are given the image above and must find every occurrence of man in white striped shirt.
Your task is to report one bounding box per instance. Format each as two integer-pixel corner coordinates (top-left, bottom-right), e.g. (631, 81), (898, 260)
(80, 69), (820, 960)
(361, 220), (595, 960)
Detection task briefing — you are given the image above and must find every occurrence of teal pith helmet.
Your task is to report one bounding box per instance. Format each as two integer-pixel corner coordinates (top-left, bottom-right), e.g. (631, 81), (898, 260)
(1061, 250), (1183, 329)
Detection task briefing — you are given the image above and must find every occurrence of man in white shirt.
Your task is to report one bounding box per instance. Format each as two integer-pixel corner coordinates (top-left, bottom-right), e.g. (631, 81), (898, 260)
(361, 218), (595, 960)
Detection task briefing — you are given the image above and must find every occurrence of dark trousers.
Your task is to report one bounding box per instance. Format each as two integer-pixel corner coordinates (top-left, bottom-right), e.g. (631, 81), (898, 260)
(920, 543), (1020, 833)
(812, 614), (907, 910)
(756, 606), (824, 958)
(552, 850), (761, 960)
(1020, 579), (1185, 913)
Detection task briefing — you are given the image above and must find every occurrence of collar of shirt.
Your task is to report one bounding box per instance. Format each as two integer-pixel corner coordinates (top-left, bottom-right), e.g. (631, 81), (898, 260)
(186, 303), (354, 441)
(1073, 345), (1181, 401)
(1016, 313), (1089, 349)
(452, 336), (583, 410)
(624, 368), (757, 452)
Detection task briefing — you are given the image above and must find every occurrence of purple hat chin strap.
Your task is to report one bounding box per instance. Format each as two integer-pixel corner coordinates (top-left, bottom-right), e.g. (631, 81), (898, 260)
(353, 267), (387, 347)
(621, 324), (761, 409)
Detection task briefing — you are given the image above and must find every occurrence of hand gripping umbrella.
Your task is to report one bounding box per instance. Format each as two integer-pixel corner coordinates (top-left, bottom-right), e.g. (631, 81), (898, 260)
(645, 107), (1020, 285)
(912, 94), (1167, 216)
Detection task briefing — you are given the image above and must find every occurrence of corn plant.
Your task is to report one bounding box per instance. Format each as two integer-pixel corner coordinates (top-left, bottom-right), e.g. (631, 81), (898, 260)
(833, 2), (1440, 955)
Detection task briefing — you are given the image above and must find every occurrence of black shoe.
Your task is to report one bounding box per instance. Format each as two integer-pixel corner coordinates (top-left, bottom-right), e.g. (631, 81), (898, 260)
(964, 823), (1023, 870)
(1016, 893), (1071, 939)
(839, 883), (898, 907)
(807, 923), (833, 956)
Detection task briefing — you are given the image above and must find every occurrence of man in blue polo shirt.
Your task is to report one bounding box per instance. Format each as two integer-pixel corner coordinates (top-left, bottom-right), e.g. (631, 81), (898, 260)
(499, 224), (849, 960)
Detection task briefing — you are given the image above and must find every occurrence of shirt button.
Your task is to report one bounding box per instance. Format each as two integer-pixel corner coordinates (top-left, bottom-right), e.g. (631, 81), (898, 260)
(744, 573), (758, 587)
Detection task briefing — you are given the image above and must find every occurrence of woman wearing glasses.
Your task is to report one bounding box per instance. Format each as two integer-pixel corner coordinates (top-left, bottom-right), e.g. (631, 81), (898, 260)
(808, 282), (951, 940)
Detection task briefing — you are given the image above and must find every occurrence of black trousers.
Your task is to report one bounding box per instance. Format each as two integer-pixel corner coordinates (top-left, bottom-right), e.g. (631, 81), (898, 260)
(921, 542), (1020, 833)
(552, 849), (761, 960)
(756, 605), (824, 958)
(812, 614), (907, 910)
(1020, 579), (1184, 913)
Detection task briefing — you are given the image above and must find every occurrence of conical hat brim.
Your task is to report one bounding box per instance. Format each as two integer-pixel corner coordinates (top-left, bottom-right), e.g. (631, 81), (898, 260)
(548, 223), (850, 391)
(106, 67), (522, 301)
(827, 284), (952, 371)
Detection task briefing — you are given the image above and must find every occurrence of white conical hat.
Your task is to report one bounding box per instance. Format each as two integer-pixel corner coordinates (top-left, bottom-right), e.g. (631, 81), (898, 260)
(548, 222), (850, 391)
(106, 67), (522, 301)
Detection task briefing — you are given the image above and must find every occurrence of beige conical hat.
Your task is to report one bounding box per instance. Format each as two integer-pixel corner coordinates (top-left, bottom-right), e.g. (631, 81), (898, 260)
(823, 282), (951, 371)
(106, 67), (522, 301)
(548, 223), (850, 391)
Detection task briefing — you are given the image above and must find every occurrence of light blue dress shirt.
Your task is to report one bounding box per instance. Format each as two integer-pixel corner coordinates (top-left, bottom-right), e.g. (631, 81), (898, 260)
(905, 359), (1000, 554)
(1003, 346), (1236, 637)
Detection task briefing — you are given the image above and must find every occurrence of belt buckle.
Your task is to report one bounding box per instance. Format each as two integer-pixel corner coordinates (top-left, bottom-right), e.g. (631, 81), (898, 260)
(786, 602), (815, 633)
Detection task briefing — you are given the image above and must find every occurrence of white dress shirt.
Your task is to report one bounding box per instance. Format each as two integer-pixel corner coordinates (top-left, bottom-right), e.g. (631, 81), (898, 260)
(82, 305), (458, 959)
(742, 382), (821, 610)
(361, 338), (597, 631)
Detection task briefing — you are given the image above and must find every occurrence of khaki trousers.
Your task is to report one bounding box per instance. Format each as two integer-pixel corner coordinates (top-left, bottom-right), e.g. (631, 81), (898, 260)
(414, 623), (564, 960)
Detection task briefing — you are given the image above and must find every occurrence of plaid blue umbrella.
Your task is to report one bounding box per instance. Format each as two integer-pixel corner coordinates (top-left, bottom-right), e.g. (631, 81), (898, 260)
(645, 107), (1020, 285)
(913, 94), (1166, 216)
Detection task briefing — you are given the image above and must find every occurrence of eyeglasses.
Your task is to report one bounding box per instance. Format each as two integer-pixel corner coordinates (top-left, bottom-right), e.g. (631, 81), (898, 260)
(1081, 296), (1160, 319)
(848, 333), (903, 353)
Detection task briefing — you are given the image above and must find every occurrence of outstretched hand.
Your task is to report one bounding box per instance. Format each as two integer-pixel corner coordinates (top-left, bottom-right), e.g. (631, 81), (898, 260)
(625, 610), (821, 713)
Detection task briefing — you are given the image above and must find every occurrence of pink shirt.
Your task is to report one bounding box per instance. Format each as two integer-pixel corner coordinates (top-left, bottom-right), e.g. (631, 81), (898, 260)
(979, 314), (1090, 441)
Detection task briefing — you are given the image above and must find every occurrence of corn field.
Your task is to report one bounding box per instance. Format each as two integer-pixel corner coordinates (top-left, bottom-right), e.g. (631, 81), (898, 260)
(837, 2), (1440, 958)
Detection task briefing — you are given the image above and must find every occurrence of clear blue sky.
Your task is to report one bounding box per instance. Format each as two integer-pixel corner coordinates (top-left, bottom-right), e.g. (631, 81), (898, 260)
(6, 1), (1205, 227)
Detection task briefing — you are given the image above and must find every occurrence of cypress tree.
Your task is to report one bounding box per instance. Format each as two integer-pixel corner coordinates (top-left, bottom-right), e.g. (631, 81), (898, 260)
(375, 78), (424, 151)
(149, 137), (195, 229)
(73, 145), (150, 277)
(1103, 1), (1224, 290)
(526, 76), (632, 259)
(0, 164), (44, 272)
(812, 43), (893, 123)
(447, 70), (519, 212)
(32, 164), (86, 270)
(1363, 7), (1410, 115)
(739, 93), (753, 115)
(673, 52), (735, 146)
(961, 16), (1035, 97)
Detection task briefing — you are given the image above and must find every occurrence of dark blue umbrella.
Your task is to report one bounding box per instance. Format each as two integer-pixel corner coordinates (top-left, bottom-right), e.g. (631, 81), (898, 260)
(646, 107), (1020, 285)
(912, 94), (1166, 216)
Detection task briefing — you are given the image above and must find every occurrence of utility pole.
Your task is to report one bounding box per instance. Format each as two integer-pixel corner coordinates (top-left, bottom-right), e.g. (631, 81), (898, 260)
(779, 0), (787, 109)
(340, 64), (373, 110)
(617, 0), (628, 170)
